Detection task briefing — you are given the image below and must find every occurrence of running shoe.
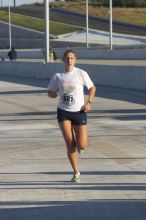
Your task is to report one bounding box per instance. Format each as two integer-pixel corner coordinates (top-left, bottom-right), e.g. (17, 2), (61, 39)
(71, 172), (80, 183)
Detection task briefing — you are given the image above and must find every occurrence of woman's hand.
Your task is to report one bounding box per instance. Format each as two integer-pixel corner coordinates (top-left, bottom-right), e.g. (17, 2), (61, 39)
(48, 91), (58, 98)
(82, 102), (91, 112)
(82, 85), (96, 112)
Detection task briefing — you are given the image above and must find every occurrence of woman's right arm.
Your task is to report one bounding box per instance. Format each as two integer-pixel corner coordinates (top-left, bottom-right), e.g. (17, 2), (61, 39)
(48, 90), (58, 98)
(48, 73), (59, 98)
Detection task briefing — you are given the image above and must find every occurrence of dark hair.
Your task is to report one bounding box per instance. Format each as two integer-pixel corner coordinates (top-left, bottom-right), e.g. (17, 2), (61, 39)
(63, 49), (76, 61)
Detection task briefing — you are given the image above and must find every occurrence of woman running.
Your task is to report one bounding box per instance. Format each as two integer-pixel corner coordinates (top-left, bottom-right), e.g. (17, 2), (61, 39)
(48, 49), (96, 182)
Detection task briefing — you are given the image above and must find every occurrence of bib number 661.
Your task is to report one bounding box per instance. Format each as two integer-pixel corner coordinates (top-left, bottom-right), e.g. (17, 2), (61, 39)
(63, 94), (74, 105)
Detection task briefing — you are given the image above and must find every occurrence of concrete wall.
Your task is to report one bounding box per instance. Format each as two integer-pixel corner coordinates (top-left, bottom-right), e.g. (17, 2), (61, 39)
(54, 48), (146, 60)
(78, 64), (146, 90)
(0, 61), (146, 90)
(0, 50), (45, 59)
(1, 48), (146, 60)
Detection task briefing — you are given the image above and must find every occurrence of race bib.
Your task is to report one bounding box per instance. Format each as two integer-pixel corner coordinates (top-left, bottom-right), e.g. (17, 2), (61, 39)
(63, 93), (75, 106)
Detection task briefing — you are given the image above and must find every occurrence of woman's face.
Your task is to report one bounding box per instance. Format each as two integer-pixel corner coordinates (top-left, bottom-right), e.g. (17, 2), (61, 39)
(64, 52), (76, 72)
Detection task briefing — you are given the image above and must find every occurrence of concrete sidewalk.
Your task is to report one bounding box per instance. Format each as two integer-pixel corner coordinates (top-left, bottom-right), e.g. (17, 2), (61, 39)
(55, 29), (146, 46)
(0, 75), (146, 220)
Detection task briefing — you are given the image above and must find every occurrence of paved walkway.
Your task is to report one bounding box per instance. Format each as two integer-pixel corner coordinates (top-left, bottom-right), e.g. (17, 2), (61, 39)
(0, 75), (146, 220)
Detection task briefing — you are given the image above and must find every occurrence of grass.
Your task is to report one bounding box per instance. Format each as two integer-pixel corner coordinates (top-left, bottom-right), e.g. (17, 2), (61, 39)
(112, 8), (146, 25)
(0, 10), (80, 35)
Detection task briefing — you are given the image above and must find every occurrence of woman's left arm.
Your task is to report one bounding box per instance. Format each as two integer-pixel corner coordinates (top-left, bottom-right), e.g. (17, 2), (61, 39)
(82, 85), (96, 112)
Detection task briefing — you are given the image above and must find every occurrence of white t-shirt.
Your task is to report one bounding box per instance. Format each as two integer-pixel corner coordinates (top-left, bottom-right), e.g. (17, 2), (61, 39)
(48, 67), (93, 112)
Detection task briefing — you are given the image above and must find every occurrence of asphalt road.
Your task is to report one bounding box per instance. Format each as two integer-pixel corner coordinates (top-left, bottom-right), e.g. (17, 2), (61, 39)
(3, 5), (146, 36)
(0, 21), (94, 49)
(0, 20), (46, 49)
(0, 21), (44, 39)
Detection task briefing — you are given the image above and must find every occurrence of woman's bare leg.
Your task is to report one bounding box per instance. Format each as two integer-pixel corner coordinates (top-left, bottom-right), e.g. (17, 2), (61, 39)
(73, 125), (88, 151)
(58, 120), (79, 174)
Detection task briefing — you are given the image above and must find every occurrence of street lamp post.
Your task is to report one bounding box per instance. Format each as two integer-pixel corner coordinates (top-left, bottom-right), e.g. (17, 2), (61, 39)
(8, 2), (12, 50)
(109, 0), (113, 50)
(86, 0), (89, 48)
(45, 0), (50, 62)
(1, 0), (3, 7)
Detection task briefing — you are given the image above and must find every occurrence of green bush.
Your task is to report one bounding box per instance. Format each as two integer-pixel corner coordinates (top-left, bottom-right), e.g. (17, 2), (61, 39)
(89, 0), (146, 7)
(112, 0), (146, 7)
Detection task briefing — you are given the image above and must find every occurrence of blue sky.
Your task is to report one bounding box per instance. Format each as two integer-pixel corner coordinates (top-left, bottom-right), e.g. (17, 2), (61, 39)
(1, 0), (54, 7)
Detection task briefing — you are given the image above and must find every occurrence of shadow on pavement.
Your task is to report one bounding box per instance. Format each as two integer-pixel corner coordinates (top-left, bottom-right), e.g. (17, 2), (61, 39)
(0, 199), (146, 220)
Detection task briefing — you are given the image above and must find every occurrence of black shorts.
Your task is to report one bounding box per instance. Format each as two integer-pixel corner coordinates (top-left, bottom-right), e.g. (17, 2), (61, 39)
(57, 108), (87, 125)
